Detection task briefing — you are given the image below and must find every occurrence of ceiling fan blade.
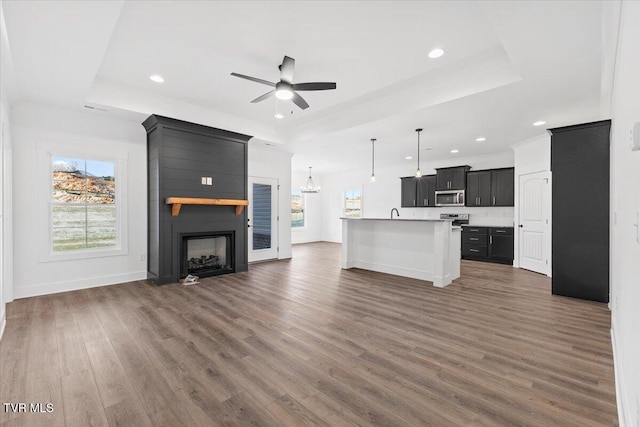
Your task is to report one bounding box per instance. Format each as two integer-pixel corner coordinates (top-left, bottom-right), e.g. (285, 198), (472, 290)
(251, 90), (275, 103)
(292, 82), (337, 91)
(291, 92), (309, 110)
(230, 72), (275, 87)
(279, 56), (295, 83)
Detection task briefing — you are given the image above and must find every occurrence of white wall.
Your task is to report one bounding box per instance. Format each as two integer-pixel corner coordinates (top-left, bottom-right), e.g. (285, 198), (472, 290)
(291, 169), (323, 244)
(320, 151), (515, 243)
(11, 103), (148, 298)
(248, 145), (293, 258)
(609, 2), (640, 425)
(0, 83), (11, 337)
(512, 134), (551, 271)
(0, 0), (15, 338)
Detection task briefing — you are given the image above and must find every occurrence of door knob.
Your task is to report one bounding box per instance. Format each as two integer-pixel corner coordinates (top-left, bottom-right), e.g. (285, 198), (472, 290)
(518, 224), (523, 228)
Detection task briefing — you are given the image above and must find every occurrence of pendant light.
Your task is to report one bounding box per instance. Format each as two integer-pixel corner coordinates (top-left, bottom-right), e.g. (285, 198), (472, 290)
(415, 128), (423, 177)
(301, 166), (321, 193)
(370, 138), (376, 182)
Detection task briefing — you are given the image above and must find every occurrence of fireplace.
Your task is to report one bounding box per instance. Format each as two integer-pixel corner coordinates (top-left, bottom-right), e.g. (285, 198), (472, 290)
(181, 232), (234, 279)
(143, 115), (251, 285)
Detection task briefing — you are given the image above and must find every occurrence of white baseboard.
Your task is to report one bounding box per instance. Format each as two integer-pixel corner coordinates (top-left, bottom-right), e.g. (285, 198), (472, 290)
(278, 251), (292, 260)
(342, 260), (450, 287)
(611, 327), (630, 427)
(13, 271), (148, 299)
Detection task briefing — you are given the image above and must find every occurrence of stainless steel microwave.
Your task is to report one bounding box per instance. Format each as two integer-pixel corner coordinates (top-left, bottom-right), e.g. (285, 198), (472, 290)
(435, 190), (465, 207)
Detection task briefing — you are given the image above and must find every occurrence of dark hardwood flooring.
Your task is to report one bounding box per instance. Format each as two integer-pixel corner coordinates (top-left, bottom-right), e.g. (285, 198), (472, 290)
(1, 242), (617, 426)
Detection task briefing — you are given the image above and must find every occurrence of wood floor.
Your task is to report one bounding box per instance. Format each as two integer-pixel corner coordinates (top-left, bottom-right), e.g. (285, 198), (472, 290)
(1, 242), (617, 426)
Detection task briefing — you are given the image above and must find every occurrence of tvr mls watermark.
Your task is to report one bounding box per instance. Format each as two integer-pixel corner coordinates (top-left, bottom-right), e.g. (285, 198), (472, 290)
(3, 403), (54, 413)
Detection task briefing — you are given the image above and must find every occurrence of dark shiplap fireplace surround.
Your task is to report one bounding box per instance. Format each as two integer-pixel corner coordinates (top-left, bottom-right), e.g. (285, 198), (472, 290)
(142, 115), (252, 285)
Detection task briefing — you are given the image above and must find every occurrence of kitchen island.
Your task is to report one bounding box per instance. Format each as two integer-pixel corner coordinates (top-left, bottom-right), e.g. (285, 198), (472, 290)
(341, 218), (461, 287)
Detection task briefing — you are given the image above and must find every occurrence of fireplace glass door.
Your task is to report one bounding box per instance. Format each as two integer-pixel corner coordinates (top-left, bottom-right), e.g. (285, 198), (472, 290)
(182, 233), (233, 278)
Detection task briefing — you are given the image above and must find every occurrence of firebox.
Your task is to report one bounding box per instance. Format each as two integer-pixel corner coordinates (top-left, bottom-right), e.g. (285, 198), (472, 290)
(181, 232), (234, 279)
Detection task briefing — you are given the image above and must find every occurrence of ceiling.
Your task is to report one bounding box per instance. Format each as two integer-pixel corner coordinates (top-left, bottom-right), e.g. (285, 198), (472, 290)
(2, 1), (607, 173)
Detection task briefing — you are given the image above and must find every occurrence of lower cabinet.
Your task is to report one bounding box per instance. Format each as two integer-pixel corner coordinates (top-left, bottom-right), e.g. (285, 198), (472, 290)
(462, 226), (513, 265)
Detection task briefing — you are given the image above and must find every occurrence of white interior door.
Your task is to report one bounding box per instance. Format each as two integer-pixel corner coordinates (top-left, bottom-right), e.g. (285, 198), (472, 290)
(248, 177), (279, 262)
(518, 171), (551, 275)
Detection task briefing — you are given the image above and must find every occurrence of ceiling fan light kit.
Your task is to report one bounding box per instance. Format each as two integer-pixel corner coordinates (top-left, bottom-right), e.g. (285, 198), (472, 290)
(231, 55), (336, 111)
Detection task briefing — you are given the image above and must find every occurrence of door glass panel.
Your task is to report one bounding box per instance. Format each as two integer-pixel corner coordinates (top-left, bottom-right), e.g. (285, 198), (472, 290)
(252, 183), (272, 250)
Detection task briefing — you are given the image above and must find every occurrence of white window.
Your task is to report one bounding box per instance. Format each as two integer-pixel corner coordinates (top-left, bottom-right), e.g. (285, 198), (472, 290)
(291, 189), (305, 228)
(52, 157), (117, 251)
(39, 143), (128, 262)
(343, 189), (362, 218)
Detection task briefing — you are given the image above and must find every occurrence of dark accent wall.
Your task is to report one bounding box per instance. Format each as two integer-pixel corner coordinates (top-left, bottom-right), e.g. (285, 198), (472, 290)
(142, 115), (252, 285)
(549, 120), (610, 303)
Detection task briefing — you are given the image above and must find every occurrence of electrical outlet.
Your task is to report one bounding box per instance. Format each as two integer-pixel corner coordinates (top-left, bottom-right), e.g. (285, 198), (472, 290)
(206, 177), (212, 185)
(201, 177), (207, 185)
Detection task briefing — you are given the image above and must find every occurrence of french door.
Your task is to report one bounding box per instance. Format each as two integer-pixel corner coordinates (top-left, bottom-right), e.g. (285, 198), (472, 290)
(248, 177), (279, 262)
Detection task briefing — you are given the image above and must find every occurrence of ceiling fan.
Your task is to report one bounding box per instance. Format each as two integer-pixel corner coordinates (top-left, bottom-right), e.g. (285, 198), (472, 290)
(231, 56), (336, 110)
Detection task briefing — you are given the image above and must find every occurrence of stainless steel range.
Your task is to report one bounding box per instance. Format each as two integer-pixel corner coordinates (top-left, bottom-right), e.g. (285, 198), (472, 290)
(440, 213), (469, 226)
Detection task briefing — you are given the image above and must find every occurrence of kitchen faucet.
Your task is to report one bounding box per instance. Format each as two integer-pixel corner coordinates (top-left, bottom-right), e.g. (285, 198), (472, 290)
(390, 208), (399, 219)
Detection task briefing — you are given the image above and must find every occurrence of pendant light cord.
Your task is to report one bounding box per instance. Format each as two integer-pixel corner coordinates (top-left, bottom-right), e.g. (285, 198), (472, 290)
(371, 138), (376, 176)
(415, 128), (423, 177)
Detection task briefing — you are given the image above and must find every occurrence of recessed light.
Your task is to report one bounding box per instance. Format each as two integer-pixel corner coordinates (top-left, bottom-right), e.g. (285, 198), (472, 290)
(476, 137), (486, 142)
(533, 120), (546, 126)
(149, 74), (164, 83)
(405, 156), (413, 160)
(428, 48), (445, 59)
(450, 149), (459, 154)
(274, 113), (284, 119)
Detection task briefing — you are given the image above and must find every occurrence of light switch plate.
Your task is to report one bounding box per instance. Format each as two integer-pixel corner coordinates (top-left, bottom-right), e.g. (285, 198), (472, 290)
(207, 177), (212, 185)
(632, 122), (640, 151)
(201, 177), (207, 185)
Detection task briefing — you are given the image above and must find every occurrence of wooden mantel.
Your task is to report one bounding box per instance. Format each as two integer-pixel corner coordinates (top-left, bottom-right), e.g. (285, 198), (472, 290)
(166, 197), (249, 216)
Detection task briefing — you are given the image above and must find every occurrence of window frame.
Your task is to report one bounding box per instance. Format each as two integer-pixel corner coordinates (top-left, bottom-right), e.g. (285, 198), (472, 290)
(38, 142), (129, 262)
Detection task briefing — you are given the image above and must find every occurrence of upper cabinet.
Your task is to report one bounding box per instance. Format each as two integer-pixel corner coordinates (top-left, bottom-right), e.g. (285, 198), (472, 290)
(491, 168), (514, 206)
(436, 166), (470, 190)
(466, 167), (514, 207)
(401, 177), (417, 207)
(418, 175), (437, 207)
(400, 166), (513, 208)
(466, 170), (492, 207)
(401, 175), (436, 207)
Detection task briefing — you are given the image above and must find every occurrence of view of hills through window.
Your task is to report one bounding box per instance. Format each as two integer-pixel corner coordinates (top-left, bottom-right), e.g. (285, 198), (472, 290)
(52, 157), (117, 251)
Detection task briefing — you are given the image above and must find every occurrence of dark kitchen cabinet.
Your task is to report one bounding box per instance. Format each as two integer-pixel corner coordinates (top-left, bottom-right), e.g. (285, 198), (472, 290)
(465, 168), (514, 207)
(436, 166), (470, 190)
(417, 175), (437, 207)
(549, 120), (610, 303)
(491, 168), (514, 206)
(488, 228), (514, 262)
(466, 170), (492, 207)
(401, 175), (436, 207)
(462, 226), (513, 265)
(401, 177), (417, 207)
